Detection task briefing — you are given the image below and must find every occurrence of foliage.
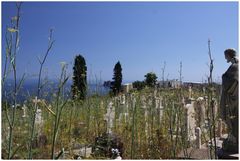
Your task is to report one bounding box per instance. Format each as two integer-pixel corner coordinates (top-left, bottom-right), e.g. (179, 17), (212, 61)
(132, 80), (145, 91)
(110, 61), (122, 95)
(144, 72), (158, 88)
(71, 54), (87, 100)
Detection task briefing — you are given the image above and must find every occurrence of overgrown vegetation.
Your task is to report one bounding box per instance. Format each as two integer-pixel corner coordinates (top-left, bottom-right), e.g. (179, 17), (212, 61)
(2, 3), (222, 160)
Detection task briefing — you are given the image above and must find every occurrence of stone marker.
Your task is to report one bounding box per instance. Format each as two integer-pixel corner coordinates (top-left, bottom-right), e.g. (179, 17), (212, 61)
(104, 101), (115, 134)
(195, 127), (201, 149)
(22, 104), (27, 118)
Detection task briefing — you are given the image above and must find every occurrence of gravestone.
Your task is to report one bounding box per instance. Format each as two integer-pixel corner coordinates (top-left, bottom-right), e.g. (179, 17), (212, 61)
(118, 95), (129, 124)
(22, 104), (27, 118)
(155, 97), (164, 124)
(35, 108), (43, 135)
(188, 86), (192, 99)
(140, 96), (149, 138)
(194, 97), (206, 128)
(184, 102), (196, 141)
(203, 87), (206, 95)
(120, 94), (125, 105)
(104, 101), (115, 134)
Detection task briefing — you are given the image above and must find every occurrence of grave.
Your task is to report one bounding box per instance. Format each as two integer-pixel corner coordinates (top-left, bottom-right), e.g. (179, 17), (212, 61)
(194, 97), (206, 128)
(22, 104), (27, 118)
(104, 101), (115, 134)
(35, 108), (43, 135)
(184, 102), (196, 141)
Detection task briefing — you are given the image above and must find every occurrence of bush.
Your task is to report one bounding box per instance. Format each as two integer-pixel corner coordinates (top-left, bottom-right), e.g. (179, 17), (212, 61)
(132, 81), (145, 91)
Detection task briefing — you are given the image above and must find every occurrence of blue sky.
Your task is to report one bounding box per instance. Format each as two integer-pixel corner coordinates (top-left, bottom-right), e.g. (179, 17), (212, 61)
(2, 2), (238, 83)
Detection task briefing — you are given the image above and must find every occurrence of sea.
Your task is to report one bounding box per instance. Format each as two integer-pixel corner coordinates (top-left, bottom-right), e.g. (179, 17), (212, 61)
(2, 79), (110, 104)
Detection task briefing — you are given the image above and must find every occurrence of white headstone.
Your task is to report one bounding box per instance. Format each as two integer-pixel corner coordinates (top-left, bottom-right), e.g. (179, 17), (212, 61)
(188, 86), (192, 99)
(194, 97), (206, 127)
(22, 104), (27, 118)
(35, 108), (43, 135)
(203, 87), (206, 95)
(35, 109), (43, 124)
(104, 101), (115, 134)
(184, 103), (196, 141)
(120, 94), (125, 105)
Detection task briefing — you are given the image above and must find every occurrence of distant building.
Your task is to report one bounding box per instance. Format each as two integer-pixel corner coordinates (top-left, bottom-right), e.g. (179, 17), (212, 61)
(183, 82), (205, 88)
(158, 79), (182, 88)
(122, 83), (133, 93)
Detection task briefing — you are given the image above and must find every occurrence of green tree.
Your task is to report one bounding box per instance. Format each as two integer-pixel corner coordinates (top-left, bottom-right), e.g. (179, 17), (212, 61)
(132, 80), (145, 91)
(71, 54), (87, 100)
(111, 61), (122, 95)
(144, 72), (158, 87)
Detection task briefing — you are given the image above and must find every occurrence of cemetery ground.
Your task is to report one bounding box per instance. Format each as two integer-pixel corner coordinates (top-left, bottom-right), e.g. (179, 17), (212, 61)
(2, 85), (236, 159)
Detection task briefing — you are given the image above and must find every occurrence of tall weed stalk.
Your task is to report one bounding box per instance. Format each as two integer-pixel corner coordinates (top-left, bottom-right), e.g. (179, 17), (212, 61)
(51, 63), (69, 159)
(4, 3), (23, 159)
(28, 29), (54, 159)
(207, 39), (217, 159)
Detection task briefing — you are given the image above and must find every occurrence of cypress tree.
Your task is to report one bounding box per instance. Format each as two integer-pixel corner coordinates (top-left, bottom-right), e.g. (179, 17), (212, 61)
(111, 61), (122, 95)
(71, 54), (87, 100)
